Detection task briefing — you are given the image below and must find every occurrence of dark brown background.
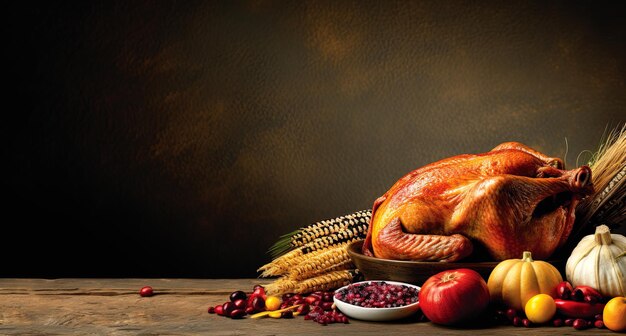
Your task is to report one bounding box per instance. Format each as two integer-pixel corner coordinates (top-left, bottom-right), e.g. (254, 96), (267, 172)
(4, 1), (625, 278)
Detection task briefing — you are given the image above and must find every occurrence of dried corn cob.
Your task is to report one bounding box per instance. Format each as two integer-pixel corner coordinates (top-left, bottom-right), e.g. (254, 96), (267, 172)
(268, 210), (371, 258)
(291, 210), (371, 248)
(288, 243), (354, 281)
(300, 228), (365, 254)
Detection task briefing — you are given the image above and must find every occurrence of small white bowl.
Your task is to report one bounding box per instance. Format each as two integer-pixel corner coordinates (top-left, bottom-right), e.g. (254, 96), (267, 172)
(333, 280), (421, 321)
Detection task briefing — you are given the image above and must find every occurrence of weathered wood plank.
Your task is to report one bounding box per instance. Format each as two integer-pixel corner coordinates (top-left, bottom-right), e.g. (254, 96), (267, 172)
(0, 279), (613, 335)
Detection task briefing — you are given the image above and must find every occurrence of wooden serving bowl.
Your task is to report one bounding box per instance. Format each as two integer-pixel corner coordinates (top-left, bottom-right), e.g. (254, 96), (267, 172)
(347, 240), (500, 286)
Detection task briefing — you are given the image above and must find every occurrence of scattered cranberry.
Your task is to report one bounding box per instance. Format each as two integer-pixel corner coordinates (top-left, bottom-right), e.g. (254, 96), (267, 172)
(230, 290), (247, 302)
(594, 313), (603, 321)
(139, 286), (154, 297)
(244, 306), (255, 315)
(233, 299), (246, 310)
(208, 306), (215, 314)
(552, 318), (564, 327)
(594, 320), (604, 329)
(304, 306), (348, 325)
(281, 311), (294, 318)
(230, 309), (245, 319)
(305, 296), (318, 305)
(505, 308), (517, 321)
(214, 305), (224, 316)
(522, 318), (532, 328)
(513, 316), (523, 327)
(222, 302), (236, 316)
(565, 318), (575, 326)
(251, 296), (265, 312)
(573, 319), (590, 330)
(296, 304), (310, 315)
(320, 302), (333, 311)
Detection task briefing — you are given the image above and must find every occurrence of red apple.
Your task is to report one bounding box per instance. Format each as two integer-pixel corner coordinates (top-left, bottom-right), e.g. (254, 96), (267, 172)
(419, 268), (490, 325)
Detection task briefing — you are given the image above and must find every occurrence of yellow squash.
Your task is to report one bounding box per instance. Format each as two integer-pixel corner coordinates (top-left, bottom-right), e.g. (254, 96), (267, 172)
(487, 251), (562, 310)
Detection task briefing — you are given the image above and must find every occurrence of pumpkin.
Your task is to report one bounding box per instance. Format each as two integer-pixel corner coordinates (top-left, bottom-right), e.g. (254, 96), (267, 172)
(487, 251), (563, 311)
(565, 225), (626, 298)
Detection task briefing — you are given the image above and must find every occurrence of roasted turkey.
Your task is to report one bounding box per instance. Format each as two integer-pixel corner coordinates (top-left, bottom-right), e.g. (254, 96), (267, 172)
(362, 142), (593, 262)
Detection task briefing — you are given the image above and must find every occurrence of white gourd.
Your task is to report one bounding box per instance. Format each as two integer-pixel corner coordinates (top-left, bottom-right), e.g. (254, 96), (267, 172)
(565, 225), (626, 297)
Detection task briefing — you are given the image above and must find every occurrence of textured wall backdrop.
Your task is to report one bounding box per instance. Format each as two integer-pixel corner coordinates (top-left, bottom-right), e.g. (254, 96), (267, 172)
(4, 1), (625, 277)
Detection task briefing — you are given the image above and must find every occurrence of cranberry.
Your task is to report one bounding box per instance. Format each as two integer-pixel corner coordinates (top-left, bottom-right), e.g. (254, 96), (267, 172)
(505, 308), (517, 321)
(320, 302), (333, 311)
(552, 318), (564, 327)
(564, 318), (575, 326)
(244, 306), (254, 315)
(252, 285), (266, 299)
(139, 286), (154, 297)
(281, 311), (294, 318)
(233, 299), (246, 309)
(322, 293), (333, 302)
(230, 290), (247, 302)
(513, 316), (523, 327)
(251, 296), (265, 312)
(594, 313), (603, 321)
(334, 281), (419, 308)
(297, 304), (310, 315)
(522, 318), (532, 328)
(214, 305), (224, 316)
(594, 320), (604, 329)
(573, 319), (590, 330)
(282, 293), (293, 301)
(222, 302), (236, 316)
(208, 306), (215, 314)
(230, 309), (245, 319)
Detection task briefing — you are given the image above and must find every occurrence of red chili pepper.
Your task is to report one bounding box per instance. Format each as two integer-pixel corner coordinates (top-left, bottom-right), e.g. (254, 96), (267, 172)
(554, 299), (605, 319)
(572, 286), (603, 302)
(556, 281), (574, 300)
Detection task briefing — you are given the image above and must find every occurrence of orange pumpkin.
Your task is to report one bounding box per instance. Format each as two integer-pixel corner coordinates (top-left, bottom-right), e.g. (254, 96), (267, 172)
(487, 251), (562, 311)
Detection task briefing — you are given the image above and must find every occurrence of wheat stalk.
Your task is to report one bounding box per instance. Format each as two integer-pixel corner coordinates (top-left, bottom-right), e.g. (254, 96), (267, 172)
(573, 124), (626, 239)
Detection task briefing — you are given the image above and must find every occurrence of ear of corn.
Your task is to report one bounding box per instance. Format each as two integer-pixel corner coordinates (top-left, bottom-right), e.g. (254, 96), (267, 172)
(268, 210), (371, 258)
(261, 210), (370, 295)
(291, 210), (371, 248)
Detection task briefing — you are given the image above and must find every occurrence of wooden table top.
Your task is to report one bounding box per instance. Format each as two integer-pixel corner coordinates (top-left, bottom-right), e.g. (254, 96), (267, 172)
(0, 278), (615, 335)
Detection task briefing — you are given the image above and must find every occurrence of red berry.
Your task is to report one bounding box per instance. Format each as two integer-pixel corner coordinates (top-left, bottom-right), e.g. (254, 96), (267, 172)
(230, 309), (245, 319)
(223, 302), (236, 316)
(233, 299), (246, 310)
(553, 318), (564, 327)
(214, 305), (224, 316)
(230, 290), (247, 302)
(208, 306), (215, 314)
(594, 320), (604, 328)
(506, 308), (517, 321)
(573, 319), (589, 330)
(139, 286), (154, 297)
